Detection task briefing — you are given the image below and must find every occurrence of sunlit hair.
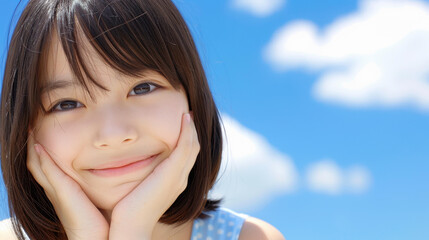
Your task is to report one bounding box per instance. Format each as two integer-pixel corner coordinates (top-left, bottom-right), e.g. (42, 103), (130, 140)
(0, 0), (222, 239)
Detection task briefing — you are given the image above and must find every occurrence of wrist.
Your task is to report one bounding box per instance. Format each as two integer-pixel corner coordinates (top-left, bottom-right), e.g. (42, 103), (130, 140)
(109, 221), (154, 240)
(66, 232), (108, 240)
(109, 207), (157, 240)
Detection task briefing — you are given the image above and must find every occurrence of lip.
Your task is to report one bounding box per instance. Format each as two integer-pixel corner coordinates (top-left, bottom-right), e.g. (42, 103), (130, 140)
(89, 154), (159, 177)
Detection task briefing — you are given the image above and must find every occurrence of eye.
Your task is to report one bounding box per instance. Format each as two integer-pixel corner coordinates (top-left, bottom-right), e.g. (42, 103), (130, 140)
(49, 100), (84, 112)
(129, 82), (158, 96)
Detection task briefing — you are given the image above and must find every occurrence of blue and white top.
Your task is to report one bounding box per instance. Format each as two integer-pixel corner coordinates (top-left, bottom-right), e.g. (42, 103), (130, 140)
(191, 207), (249, 240)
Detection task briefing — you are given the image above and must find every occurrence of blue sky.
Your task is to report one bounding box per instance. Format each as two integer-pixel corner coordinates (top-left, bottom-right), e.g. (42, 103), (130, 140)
(1, 0), (429, 239)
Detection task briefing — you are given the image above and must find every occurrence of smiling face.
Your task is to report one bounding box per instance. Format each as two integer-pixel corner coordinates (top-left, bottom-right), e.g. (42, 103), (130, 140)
(32, 33), (189, 213)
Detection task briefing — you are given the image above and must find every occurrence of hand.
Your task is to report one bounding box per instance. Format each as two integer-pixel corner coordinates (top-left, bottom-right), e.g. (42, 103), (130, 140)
(109, 113), (200, 240)
(27, 133), (109, 240)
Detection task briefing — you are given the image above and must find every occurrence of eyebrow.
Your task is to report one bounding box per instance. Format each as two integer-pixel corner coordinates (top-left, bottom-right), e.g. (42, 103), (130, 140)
(41, 80), (83, 94)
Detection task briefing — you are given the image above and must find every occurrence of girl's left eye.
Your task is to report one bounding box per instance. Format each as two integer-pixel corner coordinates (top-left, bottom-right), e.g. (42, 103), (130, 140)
(129, 82), (158, 96)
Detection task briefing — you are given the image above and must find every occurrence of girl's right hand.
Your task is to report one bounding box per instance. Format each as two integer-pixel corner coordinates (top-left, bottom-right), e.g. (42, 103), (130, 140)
(26, 134), (109, 240)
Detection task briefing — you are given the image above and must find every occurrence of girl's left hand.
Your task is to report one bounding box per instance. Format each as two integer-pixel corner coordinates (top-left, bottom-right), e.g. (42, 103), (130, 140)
(108, 113), (200, 240)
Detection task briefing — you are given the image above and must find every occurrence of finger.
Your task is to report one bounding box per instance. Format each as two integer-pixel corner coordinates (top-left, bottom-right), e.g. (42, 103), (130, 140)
(33, 143), (99, 220)
(111, 114), (200, 227)
(174, 112), (200, 174)
(26, 134), (53, 193)
(151, 113), (199, 193)
(34, 144), (81, 200)
(166, 113), (199, 169)
(26, 135), (108, 238)
(185, 112), (200, 171)
(128, 113), (196, 195)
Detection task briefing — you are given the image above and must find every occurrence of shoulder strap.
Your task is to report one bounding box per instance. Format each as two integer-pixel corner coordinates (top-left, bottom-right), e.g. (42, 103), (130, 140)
(191, 208), (248, 240)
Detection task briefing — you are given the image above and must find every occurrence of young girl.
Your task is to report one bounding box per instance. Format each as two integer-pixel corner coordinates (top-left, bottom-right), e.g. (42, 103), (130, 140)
(0, 0), (285, 239)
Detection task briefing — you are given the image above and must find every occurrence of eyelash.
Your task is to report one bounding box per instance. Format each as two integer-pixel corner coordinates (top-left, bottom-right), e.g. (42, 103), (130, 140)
(48, 82), (160, 113)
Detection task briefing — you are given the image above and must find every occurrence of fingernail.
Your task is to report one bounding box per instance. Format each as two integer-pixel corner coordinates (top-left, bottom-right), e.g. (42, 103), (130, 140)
(34, 144), (41, 155)
(185, 113), (191, 123)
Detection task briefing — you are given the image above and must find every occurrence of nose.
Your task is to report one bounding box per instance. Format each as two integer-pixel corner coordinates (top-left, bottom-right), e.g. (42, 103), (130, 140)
(93, 109), (138, 149)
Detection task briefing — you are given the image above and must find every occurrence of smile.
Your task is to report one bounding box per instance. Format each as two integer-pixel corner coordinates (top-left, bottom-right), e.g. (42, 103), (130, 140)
(89, 154), (159, 177)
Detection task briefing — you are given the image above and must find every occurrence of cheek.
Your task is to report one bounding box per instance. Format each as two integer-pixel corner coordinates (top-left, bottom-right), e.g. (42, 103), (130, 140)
(34, 117), (83, 169)
(137, 92), (188, 150)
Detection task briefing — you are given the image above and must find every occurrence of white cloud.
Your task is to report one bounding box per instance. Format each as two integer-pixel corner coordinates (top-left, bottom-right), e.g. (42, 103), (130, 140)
(264, 0), (429, 110)
(306, 160), (343, 194)
(209, 114), (298, 212)
(209, 115), (371, 207)
(345, 165), (372, 194)
(306, 159), (372, 195)
(232, 0), (285, 17)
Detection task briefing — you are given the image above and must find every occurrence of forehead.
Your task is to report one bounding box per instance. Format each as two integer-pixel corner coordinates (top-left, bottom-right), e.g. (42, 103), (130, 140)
(40, 30), (135, 95)
(42, 31), (104, 84)
(43, 33), (73, 83)
(39, 32), (171, 96)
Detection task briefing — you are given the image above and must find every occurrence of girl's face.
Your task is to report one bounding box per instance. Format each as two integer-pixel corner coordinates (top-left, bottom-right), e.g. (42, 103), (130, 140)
(33, 34), (189, 211)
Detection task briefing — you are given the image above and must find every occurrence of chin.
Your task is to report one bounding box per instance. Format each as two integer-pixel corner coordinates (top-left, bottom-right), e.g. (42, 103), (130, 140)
(86, 181), (141, 211)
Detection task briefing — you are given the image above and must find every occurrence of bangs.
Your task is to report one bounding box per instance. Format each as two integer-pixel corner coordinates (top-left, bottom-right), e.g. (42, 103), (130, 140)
(52, 0), (182, 96)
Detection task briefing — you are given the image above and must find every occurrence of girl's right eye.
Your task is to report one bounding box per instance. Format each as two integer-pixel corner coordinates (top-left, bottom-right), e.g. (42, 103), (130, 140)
(49, 100), (83, 112)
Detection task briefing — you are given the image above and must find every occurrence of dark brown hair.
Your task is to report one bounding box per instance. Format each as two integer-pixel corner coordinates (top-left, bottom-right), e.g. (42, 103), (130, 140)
(0, 0), (222, 239)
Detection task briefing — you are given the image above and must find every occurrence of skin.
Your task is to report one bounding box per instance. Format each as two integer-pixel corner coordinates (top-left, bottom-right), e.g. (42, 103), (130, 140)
(22, 32), (286, 240)
(26, 33), (199, 239)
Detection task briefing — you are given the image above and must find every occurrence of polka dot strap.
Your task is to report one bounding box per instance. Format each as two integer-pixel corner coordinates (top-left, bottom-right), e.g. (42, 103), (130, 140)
(191, 207), (248, 240)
